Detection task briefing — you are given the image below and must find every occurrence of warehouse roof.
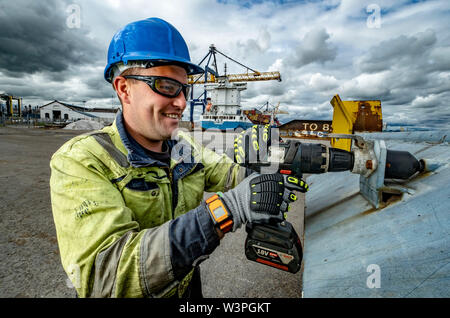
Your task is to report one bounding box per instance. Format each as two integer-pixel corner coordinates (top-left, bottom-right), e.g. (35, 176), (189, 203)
(39, 100), (119, 113)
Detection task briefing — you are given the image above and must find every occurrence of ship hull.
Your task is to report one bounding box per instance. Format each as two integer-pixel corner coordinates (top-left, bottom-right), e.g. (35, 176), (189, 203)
(201, 119), (253, 131)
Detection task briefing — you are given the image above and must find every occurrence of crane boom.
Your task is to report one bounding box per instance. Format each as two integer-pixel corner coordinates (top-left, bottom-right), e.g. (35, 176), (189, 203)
(188, 71), (281, 84)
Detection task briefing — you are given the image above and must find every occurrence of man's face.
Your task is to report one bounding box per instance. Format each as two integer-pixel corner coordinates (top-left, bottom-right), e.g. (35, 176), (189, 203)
(121, 65), (188, 142)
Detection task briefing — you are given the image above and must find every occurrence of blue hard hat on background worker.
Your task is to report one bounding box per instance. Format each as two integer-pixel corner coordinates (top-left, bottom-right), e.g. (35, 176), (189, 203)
(104, 17), (204, 83)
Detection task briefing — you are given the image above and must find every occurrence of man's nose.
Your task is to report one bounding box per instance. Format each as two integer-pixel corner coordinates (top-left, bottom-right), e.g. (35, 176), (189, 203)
(173, 92), (187, 111)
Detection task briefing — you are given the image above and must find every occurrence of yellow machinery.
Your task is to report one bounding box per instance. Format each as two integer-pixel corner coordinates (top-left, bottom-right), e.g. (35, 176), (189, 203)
(188, 45), (281, 85)
(278, 94), (383, 148)
(0, 93), (22, 117)
(188, 70), (281, 84)
(330, 94), (382, 151)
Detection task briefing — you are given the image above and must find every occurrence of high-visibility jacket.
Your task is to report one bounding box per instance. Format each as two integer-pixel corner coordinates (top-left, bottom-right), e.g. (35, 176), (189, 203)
(50, 112), (245, 297)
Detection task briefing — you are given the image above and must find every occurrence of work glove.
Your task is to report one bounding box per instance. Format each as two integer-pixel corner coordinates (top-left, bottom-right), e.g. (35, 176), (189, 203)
(234, 124), (275, 166)
(220, 173), (308, 232)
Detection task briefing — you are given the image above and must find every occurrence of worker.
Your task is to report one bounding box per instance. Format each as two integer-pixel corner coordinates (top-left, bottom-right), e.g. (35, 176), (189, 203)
(50, 17), (307, 298)
(206, 97), (212, 112)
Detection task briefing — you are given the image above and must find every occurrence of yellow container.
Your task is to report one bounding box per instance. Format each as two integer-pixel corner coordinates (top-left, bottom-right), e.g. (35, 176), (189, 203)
(330, 95), (382, 151)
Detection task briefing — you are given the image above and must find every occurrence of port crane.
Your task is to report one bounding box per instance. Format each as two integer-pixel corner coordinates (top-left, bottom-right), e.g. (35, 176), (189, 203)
(187, 44), (281, 124)
(270, 102), (289, 126)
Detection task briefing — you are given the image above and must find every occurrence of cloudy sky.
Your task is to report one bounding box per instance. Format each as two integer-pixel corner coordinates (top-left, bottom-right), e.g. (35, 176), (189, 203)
(0, 0), (449, 129)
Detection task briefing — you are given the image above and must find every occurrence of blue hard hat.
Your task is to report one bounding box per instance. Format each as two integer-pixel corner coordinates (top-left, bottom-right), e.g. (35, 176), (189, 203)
(104, 17), (204, 82)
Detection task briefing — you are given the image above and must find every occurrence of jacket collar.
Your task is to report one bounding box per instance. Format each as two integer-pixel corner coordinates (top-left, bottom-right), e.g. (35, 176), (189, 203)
(115, 111), (197, 172)
(115, 111), (175, 168)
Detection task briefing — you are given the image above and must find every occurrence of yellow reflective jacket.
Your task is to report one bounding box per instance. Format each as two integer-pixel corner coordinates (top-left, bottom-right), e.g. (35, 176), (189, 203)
(50, 114), (245, 297)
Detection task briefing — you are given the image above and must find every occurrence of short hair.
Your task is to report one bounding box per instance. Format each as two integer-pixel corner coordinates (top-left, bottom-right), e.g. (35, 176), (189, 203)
(113, 67), (146, 106)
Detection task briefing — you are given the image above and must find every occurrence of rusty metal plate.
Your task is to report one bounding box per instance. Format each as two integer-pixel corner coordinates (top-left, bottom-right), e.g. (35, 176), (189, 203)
(279, 120), (333, 139)
(353, 101), (383, 132)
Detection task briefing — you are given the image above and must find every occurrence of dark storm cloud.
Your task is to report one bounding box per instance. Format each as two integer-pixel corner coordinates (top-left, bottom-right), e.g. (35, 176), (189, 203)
(356, 29), (438, 73)
(83, 74), (114, 99)
(356, 29), (450, 82)
(289, 28), (337, 68)
(0, 0), (103, 76)
(341, 28), (450, 127)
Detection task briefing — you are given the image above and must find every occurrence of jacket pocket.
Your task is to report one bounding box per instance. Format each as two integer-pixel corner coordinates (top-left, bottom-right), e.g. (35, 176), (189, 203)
(177, 167), (206, 216)
(121, 181), (171, 229)
(125, 178), (159, 192)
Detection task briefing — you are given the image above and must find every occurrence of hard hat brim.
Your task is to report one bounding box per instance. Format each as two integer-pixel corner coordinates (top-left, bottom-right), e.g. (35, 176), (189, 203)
(104, 55), (204, 83)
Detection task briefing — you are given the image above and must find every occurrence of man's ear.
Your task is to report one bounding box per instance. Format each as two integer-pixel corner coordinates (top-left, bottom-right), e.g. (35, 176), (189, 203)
(114, 76), (131, 105)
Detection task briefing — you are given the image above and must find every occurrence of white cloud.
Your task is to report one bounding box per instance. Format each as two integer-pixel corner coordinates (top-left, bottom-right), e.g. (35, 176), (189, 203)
(339, 72), (391, 99)
(411, 94), (441, 108)
(308, 73), (339, 91)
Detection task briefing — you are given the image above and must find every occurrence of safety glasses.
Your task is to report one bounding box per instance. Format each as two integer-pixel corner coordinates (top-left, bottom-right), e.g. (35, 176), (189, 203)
(123, 75), (191, 101)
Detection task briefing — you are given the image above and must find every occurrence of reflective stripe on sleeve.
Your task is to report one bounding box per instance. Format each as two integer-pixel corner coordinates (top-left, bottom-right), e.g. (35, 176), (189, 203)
(139, 222), (175, 297)
(91, 231), (133, 297)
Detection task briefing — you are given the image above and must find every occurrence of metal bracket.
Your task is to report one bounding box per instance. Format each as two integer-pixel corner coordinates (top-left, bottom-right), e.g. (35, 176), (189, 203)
(319, 133), (367, 149)
(359, 139), (387, 209)
(318, 133), (401, 209)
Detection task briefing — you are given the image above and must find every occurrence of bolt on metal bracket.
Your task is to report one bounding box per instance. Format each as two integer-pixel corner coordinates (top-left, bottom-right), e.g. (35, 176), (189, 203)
(323, 133), (367, 149)
(359, 139), (387, 209)
(319, 133), (397, 208)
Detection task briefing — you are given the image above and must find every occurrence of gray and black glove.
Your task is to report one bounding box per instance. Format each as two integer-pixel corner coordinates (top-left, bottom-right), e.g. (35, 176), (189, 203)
(234, 124), (274, 166)
(220, 173), (308, 231)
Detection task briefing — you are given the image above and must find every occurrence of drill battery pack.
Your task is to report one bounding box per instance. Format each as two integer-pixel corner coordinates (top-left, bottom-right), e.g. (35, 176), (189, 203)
(244, 221), (303, 274)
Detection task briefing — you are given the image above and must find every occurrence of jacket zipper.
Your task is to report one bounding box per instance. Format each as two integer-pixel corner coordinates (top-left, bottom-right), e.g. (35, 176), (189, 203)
(167, 168), (177, 219)
(167, 163), (199, 220)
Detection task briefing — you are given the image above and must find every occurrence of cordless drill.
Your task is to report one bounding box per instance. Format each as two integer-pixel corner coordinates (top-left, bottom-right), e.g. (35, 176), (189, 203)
(240, 137), (424, 273)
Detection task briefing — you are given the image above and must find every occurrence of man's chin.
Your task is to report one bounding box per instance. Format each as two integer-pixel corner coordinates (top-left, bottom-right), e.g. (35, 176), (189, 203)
(160, 124), (180, 140)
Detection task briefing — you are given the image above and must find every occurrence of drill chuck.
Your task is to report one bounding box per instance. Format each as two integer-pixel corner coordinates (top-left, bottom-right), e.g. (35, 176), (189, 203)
(286, 143), (354, 174)
(328, 147), (355, 172)
(295, 143), (328, 174)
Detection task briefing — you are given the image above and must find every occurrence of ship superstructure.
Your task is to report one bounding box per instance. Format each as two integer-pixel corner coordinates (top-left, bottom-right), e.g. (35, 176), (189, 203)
(200, 77), (252, 130)
(187, 45), (281, 130)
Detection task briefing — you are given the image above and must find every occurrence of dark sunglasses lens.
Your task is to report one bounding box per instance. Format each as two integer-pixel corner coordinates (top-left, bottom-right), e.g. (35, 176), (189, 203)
(154, 78), (181, 96)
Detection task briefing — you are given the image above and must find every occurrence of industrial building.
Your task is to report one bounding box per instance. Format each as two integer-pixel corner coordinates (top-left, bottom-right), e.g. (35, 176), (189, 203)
(39, 100), (119, 124)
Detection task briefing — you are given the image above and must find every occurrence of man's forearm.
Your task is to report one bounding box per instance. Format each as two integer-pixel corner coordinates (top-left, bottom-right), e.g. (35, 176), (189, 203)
(168, 202), (221, 280)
